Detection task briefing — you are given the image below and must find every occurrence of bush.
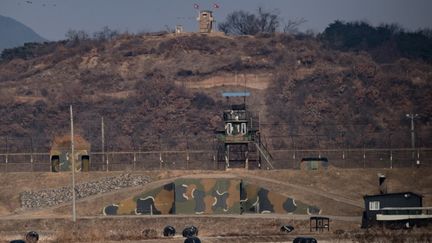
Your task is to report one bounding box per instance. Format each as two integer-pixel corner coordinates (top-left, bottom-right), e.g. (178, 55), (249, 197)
(135, 78), (175, 108)
(1, 42), (57, 61)
(191, 92), (215, 109)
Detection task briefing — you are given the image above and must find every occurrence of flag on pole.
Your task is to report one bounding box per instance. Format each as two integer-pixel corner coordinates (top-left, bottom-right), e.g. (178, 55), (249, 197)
(193, 3), (199, 9)
(213, 3), (220, 8)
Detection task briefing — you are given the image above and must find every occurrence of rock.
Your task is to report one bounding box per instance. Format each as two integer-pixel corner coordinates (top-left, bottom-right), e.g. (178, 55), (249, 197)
(20, 174), (150, 209)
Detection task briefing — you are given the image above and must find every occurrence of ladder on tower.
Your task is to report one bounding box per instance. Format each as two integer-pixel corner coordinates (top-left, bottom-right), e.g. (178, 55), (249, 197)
(254, 141), (274, 169)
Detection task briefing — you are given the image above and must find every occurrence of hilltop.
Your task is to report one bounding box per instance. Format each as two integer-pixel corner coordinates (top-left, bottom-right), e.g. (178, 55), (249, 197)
(0, 32), (431, 152)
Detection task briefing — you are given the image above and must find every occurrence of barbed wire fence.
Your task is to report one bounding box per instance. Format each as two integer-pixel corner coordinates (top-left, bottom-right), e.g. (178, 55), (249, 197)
(0, 107), (431, 172)
(0, 147), (431, 172)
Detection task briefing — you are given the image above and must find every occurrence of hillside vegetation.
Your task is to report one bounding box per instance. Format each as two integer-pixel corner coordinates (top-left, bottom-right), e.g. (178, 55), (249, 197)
(0, 27), (431, 152)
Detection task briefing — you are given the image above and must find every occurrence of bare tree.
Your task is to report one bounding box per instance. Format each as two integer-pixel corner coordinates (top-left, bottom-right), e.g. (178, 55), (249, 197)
(218, 8), (280, 35)
(65, 29), (90, 43)
(283, 18), (307, 34)
(93, 26), (119, 41)
(256, 7), (280, 33)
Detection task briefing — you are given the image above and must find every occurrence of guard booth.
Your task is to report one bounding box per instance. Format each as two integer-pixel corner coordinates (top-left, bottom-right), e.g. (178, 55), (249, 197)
(50, 135), (91, 172)
(197, 10), (214, 33)
(215, 91), (273, 170)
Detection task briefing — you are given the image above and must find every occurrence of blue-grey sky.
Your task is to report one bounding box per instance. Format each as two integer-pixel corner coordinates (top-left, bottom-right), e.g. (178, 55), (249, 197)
(1, 0), (432, 41)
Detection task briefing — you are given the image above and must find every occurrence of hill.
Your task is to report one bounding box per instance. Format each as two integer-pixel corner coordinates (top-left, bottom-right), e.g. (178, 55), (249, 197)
(0, 32), (431, 154)
(0, 15), (46, 54)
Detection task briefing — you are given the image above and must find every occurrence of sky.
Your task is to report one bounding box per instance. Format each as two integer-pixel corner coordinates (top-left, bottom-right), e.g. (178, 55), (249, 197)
(1, 0), (432, 41)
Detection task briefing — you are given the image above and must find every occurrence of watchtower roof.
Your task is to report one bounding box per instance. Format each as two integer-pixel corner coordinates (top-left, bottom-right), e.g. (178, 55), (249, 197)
(222, 91), (250, 97)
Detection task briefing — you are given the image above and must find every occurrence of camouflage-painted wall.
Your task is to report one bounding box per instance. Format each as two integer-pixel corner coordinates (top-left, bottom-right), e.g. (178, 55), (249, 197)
(174, 178), (241, 214)
(50, 149), (90, 172)
(103, 179), (320, 215)
(50, 135), (91, 172)
(104, 183), (175, 215)
(240, 181), (321, 214)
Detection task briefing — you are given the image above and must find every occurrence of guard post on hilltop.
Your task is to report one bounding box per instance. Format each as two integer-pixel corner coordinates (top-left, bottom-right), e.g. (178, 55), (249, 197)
(197, 10), (214, 33)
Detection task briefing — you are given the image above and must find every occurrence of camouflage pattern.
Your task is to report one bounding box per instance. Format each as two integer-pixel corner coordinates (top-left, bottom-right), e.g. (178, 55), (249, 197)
(50, 149), (90, 172)
(50, 135), (91, 172)
(174, 178), (241, 214)
(103, 179), (320, 215)
(241, 181), (321, 215)
(103, 183), (175, 215)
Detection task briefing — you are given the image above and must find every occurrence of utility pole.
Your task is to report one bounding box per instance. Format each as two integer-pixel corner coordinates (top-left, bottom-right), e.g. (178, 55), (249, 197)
(405, 114), (419, 149)
(70, 105), (76, 222)
(406, 113), (419, 164)
(101, 117), (105, 171)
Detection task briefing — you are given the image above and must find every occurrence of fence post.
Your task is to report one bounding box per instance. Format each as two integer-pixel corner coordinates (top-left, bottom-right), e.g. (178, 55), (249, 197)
(416, 150), (420, 168)
(363, 147), (366, 168)
(106, 153), (109, 172)
(30, 154), (34, 172)
(389, 150), (393, 169)
(213, 154), (216, 170)
(133, 153), (136, 170)
(186, 136), (189, 170)
(342, 150), (345, 168)
(5, 136), (8, 172)
(186, 151), (189, 170)
(159, 151), (163, 170)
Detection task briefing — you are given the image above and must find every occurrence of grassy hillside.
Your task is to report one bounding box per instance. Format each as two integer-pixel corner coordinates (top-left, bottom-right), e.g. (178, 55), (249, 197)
(0, 32), (431, 152)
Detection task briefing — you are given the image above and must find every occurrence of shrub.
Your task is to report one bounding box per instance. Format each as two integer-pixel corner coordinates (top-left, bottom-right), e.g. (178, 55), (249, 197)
(191, 92), (215, 109)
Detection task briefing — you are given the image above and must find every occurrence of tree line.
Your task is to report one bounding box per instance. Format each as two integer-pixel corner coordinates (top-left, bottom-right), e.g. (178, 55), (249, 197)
(217, 8), (432, 62)
(320, 20), (432, 62)
(2, 8), (432, 63)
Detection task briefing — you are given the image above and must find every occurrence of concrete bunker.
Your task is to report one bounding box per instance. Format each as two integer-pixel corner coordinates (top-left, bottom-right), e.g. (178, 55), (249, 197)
(50, 135), (91, 172)
(300, 157), (329, 170)
(103, 178), (321, 216)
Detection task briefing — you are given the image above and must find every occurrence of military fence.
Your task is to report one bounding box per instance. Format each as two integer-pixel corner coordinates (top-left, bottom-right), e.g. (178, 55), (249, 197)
(0, 148), (431, 172)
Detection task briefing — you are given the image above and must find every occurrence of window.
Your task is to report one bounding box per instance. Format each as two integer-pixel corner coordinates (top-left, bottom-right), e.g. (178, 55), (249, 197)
(369, 201), (380, 211)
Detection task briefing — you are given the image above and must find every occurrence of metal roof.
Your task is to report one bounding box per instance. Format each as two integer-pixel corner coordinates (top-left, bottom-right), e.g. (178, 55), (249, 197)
(222, 91), (250, 97)
(364, 192), (423, 198)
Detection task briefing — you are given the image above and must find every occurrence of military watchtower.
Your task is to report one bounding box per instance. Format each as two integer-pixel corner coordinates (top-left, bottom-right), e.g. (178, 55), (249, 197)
(215, 92), (273, 170)
(197, 10), (214, 33)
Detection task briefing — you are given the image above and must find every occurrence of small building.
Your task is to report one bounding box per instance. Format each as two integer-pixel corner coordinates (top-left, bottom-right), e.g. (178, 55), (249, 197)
(300, 157), (328, 170)
(175, 25), (184, 34)
(361, 192), (423, 228)
(50, 135), (91, 172)
(197, 10), (214, 33)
